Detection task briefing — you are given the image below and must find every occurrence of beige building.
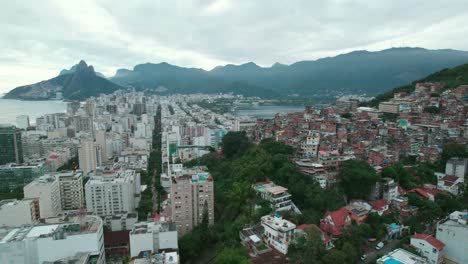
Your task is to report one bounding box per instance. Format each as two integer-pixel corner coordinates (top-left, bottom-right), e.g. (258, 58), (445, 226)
(0, 198), (40, 227)
(170, 172), (214, 236)
(379, 102), (400, 114)
(57, 170), (84, 211)
(24, 175), (62, 218)
(78, 138), (101, 175)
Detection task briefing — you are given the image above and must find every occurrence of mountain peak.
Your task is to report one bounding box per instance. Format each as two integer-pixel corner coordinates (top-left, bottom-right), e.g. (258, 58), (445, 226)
(76, 60), (88, 71)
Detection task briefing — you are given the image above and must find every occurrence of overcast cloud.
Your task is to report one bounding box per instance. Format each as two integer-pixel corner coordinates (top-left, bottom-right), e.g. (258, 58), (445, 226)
(1, 0), (468, 93)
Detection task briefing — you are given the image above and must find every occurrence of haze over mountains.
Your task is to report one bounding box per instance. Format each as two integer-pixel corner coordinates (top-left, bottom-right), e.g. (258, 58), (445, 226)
(5, 47), (468, 100)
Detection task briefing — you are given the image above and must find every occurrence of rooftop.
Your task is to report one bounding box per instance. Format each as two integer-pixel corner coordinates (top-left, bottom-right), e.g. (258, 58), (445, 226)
(0, 215), (102, 243)
(261, 214), (296, 232)
(377, 248), (427, 264)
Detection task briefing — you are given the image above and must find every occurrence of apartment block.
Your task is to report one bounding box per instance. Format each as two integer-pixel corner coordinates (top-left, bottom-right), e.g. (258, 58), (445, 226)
(23, 175), (62, 218)
(57, 170), (84, 210)
(170, 172), (214, 236)
(0, 124), (23, 165)
(410, 234), (445, 264)
(0, 198), (40, 227)
(129, 218), (178, 257)
(85, 169), (141, 216)
(436, 211), (468, 264)
(0, 161), (45, 190)
(0, 215), (105, 264)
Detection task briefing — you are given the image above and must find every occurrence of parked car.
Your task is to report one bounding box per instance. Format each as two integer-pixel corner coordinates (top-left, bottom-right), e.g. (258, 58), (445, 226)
(375, 242), (384, 250)
(360, 254), (367, 260)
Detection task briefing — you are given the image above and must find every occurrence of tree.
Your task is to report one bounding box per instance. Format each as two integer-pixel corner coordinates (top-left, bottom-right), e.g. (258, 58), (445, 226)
(288, 227), (326, 264)
(340, 160), (379, 200)
(221, 131), (251, 159)
(322, 249), (346, 264)
(382, 166), (398, 180)
(341, 112), (352, 119)
(435, 193), (464, 214)
(213, 247), (249, 264)
(423, 106), (441, 114)
(259, 138), (293, 155)
(442, 143), (468, 165)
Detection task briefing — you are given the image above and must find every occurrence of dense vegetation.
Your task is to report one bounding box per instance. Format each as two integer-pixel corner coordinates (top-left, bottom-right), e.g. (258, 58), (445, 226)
(367, 62), (468, 106)
(179, 134), (346, 263)
(136, 106), (165, 220)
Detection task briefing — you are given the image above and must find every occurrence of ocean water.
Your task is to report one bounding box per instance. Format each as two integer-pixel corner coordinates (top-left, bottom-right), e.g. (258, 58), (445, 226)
(0, 99), (67, 125)
(233, 105), (305, 118)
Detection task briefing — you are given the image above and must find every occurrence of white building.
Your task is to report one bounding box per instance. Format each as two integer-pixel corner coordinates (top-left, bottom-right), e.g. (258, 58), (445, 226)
(129, 219), (178, 257)
(410, 234), (445, 264)
(377, 248), (427, 264)
(0, 199), (40, 227)
(16, 115), (30, 130)
(24, 175), (62, 218)
(436, 211), (468, 264)
(85, 169), (141, 216)
(261, 214), (296, 254)
(103, 213), (138, 231)
(78, 138), (102, 175)
(253, 181), (292, 212)
(57, 170), (84, 210)
(445, 158), (467, 181)
(0, 215), (105, 264)
(437, 175), (463, 195)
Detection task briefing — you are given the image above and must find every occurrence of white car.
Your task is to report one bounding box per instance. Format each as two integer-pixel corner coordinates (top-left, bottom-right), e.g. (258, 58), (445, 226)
(360, 254), (367, 260)
(375, 242), (384, 250)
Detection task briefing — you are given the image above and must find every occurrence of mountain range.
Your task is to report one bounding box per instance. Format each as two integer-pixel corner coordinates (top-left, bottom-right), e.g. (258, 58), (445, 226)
(4, 60), (122, 100)
(4, 47), (468, 100)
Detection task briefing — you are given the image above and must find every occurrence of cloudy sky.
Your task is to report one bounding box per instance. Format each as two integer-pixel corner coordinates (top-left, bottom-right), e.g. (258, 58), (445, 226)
(1, 0), (468, 93)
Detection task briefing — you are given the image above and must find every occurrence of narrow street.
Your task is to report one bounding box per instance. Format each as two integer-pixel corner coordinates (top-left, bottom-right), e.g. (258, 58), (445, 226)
(361, 239), (400, 264)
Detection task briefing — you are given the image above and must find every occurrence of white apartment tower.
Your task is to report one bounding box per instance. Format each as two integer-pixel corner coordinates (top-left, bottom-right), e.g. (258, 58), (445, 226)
(23, 175), (62, 218)
(16, 115), (30, 130)
(78, 138), (102, 175)
(85, 169), (141, 216)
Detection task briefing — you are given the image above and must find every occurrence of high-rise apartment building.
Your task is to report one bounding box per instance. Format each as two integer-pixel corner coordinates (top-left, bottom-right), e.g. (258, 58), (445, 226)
(57, 170), (84, 210)
(0, 124), (23, 165)
(16, 115), (30, 130)
(170, 172), (214, 236)
(78, 138), (101, 175)
(23, 175), (62, 218)
(85, 169), (141, 216)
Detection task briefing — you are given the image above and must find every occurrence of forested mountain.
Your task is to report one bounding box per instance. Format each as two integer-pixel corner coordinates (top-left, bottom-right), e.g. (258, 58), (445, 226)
(111, 48), (468, 96)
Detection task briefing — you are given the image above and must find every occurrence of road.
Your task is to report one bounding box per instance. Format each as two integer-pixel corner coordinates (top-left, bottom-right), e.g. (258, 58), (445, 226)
(361, 239), (400, 264)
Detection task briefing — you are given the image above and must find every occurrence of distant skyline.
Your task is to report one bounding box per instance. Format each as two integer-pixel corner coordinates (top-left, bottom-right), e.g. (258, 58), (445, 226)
(1, 0), (468, 93)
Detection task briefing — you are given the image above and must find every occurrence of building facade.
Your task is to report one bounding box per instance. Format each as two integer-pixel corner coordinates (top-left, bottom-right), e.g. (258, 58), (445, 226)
(23, 175), (62, 218)
(170, 172), (214, 236)
(0, 125), (23, 165)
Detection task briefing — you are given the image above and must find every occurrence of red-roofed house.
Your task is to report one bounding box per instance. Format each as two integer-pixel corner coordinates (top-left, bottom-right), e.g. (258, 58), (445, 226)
(319, 208), (351, 236)
(411, 233), (445, 264)
(370, 200), (390, 216)
(408, 188), (435, 201)
(295, 224), (334, 250)
(437, 175), (463, 195)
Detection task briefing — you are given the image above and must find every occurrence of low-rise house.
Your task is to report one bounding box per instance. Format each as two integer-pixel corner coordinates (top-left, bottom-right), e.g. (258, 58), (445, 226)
(437, 175), (463, 195)
(253, 180), (292, 212)
(370, 200), (390, 216)
(410, 234), (445, 264)
(261, 214), (296, 254)
(319, 208), (351, 236)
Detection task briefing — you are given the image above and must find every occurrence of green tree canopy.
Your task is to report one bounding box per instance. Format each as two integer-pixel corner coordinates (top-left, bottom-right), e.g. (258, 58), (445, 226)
(340, 160), (379, 200)
(221, 131), (251, 159)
